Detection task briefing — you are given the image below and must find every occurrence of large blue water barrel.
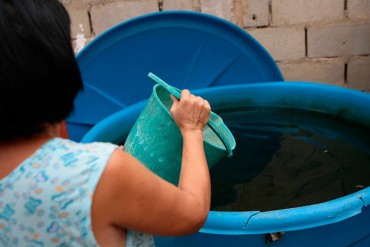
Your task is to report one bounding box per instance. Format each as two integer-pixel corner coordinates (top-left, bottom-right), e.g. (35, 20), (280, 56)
(82, 82), (370, 247)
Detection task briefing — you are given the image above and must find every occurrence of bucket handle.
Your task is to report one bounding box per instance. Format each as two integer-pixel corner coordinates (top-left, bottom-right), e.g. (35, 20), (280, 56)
(148, 72), (234, 157)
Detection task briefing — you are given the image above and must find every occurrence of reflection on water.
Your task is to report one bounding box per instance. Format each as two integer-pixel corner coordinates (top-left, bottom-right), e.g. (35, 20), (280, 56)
(210, 107), (370, 212)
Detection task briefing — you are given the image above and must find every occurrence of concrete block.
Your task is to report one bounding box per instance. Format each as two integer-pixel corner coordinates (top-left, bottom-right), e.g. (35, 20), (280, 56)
(247, 27), (305, 61)
(64, 3), (91, 54)
(278, 59), (345, 86)
(241, 0), (269, 27)
(73, 38), (94, 55)
(64, 3), (91, 39)
(62, 0), (105, 4)
(272, 0), (344, 25)
(347, 56), (370, 90)
(348, 0), (370, 19)
(307, 22), (370, 58)
(200, 0), (235, 23)
(91, 0), (158, 35)
(163, 0), (195, 10)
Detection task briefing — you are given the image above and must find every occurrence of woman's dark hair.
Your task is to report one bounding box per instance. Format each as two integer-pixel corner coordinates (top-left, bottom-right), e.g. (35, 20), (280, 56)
(0, 0), (83, 140)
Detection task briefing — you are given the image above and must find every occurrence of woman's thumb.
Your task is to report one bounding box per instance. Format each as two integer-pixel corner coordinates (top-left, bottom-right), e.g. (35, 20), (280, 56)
(170, 94), (179, 104)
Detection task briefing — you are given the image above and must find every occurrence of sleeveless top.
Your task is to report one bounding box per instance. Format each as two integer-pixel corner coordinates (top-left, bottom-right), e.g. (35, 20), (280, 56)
(0, 138), (155, 246)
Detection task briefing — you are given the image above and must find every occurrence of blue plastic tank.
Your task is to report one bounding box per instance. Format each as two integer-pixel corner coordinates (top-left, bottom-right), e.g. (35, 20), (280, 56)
(82, 82), (370, 247)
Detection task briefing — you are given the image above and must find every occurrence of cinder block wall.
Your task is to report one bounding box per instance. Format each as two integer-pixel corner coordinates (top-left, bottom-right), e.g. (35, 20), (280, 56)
(62, 0), (370, 92)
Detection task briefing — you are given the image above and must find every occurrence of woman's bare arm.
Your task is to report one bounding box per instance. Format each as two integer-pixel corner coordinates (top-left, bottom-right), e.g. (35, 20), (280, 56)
(92, 89), (211, 242)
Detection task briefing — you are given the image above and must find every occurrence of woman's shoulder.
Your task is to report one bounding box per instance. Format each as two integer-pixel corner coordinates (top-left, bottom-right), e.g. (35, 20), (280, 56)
(34, 138), (119, 168)
(47, 137), (118, 155)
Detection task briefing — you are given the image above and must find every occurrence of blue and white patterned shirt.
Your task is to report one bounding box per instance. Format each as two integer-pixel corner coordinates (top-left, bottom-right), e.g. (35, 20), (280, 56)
(0, 138), (154, 247)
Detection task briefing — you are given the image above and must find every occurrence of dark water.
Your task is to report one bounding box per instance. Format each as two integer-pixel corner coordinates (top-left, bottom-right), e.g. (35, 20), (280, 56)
(210, 107), (370, 212)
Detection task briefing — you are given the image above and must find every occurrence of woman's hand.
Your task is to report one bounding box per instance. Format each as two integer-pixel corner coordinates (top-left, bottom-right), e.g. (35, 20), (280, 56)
(169, 90), (211, 134)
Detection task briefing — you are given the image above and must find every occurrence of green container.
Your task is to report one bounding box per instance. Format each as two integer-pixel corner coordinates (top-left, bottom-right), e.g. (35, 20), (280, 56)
(124, 74), (236, 185)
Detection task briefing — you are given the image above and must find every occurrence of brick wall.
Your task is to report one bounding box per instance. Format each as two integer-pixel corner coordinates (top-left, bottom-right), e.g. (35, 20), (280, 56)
(62, 0), (370, 92)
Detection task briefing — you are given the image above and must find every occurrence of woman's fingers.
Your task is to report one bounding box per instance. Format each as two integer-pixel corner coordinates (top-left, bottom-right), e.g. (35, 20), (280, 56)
(170, 89), (211, 131)
(181, 89), (191, 99)
(170, 94), (179, 104)
(198, 99), (211, 126)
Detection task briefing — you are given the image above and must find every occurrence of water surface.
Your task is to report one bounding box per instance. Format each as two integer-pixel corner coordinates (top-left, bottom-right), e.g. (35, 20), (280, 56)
(210, 107), (370, 212)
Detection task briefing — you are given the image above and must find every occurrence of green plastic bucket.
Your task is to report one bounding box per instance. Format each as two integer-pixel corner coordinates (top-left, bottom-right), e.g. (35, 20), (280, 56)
(123, 73), (236, 185)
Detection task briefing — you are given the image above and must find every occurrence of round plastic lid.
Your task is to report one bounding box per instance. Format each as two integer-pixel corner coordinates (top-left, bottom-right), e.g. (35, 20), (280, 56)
(67, 10), (284, 141)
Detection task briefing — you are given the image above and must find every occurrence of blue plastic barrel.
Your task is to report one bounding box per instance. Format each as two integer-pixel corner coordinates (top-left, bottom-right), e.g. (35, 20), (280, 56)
(82, 82), (370, 247)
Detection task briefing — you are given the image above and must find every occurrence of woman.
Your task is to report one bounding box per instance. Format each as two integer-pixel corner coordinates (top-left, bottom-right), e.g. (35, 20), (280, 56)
(0, 0), (211, 246)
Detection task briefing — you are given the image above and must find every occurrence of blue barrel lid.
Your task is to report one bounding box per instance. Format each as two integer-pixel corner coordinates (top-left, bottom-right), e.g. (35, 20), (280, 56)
(67, 10), (283, 141)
